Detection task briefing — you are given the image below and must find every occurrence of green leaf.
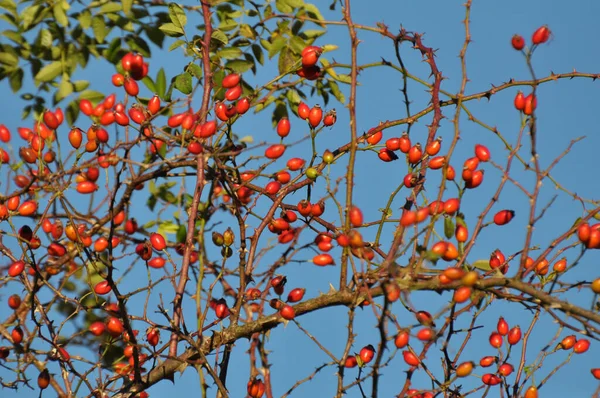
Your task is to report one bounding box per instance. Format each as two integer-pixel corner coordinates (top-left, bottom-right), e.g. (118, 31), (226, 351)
(52, 3), (69, 26)
(187, 63), (202, 79)
(142, 76), (157, 94)
(268, 36), (287, 59)
(92, 16), (108, 43)
(444, 217), (455, 240)
(8, 68), (23, 92)
(226, 59), (254, 73)
(239, 24), (256, 39)
(251, 43), (264, 65)
(289, 36), (306, 54)
(78, 90), (105, 102)
(168, 39), (186, 51)
(211, 30), (229, 46)
(218, 47), (243, 60)
(147, 195), (157, 211)
(159, 22), (184, 37)
(168, 3), (187, 28)
(322, 44), (338, 53)
(278, 47), (296, 76)
(328, 80), (345, 103)
(156, 68), (166, 97)
(303, 3), (324, 21)
(21, 5), (41, 31)
(159, 221), (179, 234)
(73, 80), (89, 92)
(275, 0), (293, 13)
(174, 72), (192, 94)
(55, 78), (74, 103)
(35, 61), (62, 83)
(0, 51), (18, 66)
(65, 100), (79, 126)
(39, 28), (53, 48)
(302, 29), (326, 39)
(122, 0), (133, 14)
(286, 89), (301, 106)
(3, 30), (23, 44)
(99, 2), (122, 14)
(78, 9), (92, 29)
(472, 259), (491, 271)
(176, 224), (187, 243)
(285, 0), (304, 7)
(0, 0), (17, 14)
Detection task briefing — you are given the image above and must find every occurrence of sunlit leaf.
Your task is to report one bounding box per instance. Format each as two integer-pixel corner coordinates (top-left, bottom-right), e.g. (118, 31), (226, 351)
(159, 23), (184, 37)
(472, 259), (491, 271)
(174, 72), (193, 94)
(168, 3), (187, 28)
(34, 61), (62, 83)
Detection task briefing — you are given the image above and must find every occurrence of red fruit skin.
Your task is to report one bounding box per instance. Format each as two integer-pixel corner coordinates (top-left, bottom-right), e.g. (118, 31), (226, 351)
(482, 373), (501, 386)
(287, 288), (306, 303)
(276, 118), (291, 137)
(532, 25), (551, 45)
(497, 317), (509, 336)
(313, 253), (334, 266)
(507, 326), (522, 345)
(280, 304), (295, 320)
(402, 350), (420, 366)
(359, 344), (375, 364)
(474, 144), (491, 162)
(489, 332), (503, 348)
(308, 106), (323, 128)
(150, 233), (166, 251)
(493, 210), (515, 226)
(349, 206), (363, 227)
(394, 331), (410, 348)
(89, 321), (106, 336)
(297, 102), (310, 120)
(222, 73), (240, 89)
(574, 338), (590, 354)
(345, 355), (358, 368)
(265, 144), (285, 159)
(514, 91), (526, 111)
(479, 356), (497, 367)
(94, 280), (112, 295)
(511, 34), (525, 50)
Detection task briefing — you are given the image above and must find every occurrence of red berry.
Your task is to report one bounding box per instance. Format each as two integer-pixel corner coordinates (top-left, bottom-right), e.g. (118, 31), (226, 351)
(345, 355), (358, 368)
(276, 117), (291, 137)
(280, 304), (295, 320)
(89, 321), (106, 336)
(474, 144), (490, 162)
(359, 344), (375, 364)
(222, 73), (241, 89)
(313, 253), (334, 266)
(297, 102), (310, 120)
(574, 338), (590, 354)
(287, 288), (306, 303)
(308, 105), (323, 128)
(489, 332), (503, 348)
(265, 144), (285, 159)
(511, 34), (525, 50)
(497, 317), (509, 336)
(532, 25), (551, 45)
(394, 331), (410, 348)
(150, 233), (166, 251)
(507, 326), (522, 345)
(402, 350), (420, 366)
(493, 210), (515, 226)
(514, 91), (526, 111)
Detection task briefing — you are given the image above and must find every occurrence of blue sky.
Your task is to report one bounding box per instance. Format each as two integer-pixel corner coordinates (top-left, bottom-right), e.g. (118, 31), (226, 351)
(1, 1), (600, 397)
